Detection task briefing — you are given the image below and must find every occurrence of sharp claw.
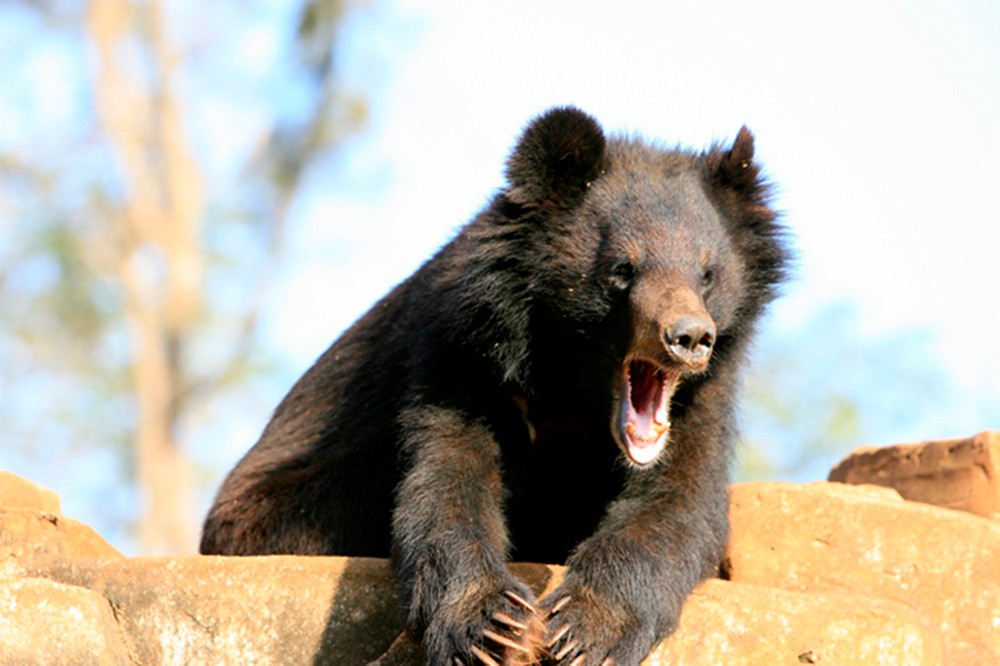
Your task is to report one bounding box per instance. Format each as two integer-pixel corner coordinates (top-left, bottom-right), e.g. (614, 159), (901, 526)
(503, 589), (537, 614)
(554, 639), (580, 661)
(601, 659), (615, 666)
(492, 611), (528, 632)
(470, 645), (501, 666)
(548, 594), (572, 616)
(483, 628), (530, 654)
(546, 623), (571, 648)
(453, 659), (465, 666)
(568, 654), (588, 666)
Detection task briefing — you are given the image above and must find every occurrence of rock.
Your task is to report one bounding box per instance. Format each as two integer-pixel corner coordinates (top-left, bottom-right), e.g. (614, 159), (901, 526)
(726, 481), (1000, 665)
(30, 549), (944, 666)
(27, 556), (564, 666)
(366, 632), (425, 666)
(829, 431), (1000, 519)
(0, 576), (131, 665)
(32, 554), (403, 665)
(0, 471), (61, 515)
(649, 579), (942, 665)
(356, 574), (943, 666)
(1, 509), (123, 567)
(1, 470), (995, 664)
(1, 472), (121, 579)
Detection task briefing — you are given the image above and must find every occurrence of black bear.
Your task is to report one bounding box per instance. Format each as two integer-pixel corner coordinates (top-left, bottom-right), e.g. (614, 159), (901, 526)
(202, 107), (787, 665)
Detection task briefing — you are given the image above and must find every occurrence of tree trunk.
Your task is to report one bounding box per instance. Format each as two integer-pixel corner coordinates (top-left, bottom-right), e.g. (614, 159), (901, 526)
(88, 0), (203, 554)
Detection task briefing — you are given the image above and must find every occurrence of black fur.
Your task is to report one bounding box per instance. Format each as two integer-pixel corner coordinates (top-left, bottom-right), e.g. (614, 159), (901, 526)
(202, 106), (788, 665)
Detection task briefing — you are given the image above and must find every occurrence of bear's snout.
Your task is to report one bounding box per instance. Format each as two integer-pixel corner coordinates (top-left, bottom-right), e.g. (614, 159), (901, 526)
(664, 315), (716, 368)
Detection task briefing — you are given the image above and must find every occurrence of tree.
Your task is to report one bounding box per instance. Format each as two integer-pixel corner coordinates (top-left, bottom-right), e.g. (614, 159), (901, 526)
(0, 0), (365, 553)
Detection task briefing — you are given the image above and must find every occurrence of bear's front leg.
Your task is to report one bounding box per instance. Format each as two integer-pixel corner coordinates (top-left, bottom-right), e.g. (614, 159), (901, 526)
(541, 475), (729, 666)
(393, 406), (545, 665)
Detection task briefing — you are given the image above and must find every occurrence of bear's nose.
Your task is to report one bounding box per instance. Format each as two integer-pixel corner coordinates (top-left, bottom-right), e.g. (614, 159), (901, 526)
(664, 316), (716, 366)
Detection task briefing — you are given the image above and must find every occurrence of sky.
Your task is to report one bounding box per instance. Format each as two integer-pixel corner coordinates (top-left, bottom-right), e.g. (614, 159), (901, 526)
(267, 0), (999, 425)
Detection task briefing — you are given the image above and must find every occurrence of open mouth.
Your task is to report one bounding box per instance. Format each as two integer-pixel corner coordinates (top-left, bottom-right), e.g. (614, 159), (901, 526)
(616, 359), (679, 466)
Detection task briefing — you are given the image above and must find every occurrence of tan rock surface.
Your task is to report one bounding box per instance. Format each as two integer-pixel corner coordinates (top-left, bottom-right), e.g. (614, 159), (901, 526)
(1, 509), (123, 566)
(829, 430), (1000, 519)
(372, 577), (943, 665)
(25, 557), (563, 666)
(0, 576), (131, 665)
(727, 481), (1000, 664)
(649, 579), (942, 665)
(1, 471), (121, 580)
(0, 469), (994, 664)
(0, 471), (62, 515)
(32, 554), (403, 665)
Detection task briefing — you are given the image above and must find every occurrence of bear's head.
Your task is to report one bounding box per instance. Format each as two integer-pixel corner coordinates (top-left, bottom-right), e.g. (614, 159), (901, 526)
(499, 107), (786, 467)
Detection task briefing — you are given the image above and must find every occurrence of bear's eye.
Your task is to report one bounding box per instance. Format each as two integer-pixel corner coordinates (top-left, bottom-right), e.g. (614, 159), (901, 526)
(700, 267), (716, 291)
(609, 261), (636, 290)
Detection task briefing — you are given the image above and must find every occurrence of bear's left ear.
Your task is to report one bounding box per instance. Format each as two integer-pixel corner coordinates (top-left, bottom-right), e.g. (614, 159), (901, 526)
(708, 126), (765, 198)
(505, 106), (607, 210)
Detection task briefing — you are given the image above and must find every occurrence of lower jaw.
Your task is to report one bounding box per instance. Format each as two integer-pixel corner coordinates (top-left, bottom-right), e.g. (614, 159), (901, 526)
(623, 432), (667, 466)
(620, 419), (669, 465)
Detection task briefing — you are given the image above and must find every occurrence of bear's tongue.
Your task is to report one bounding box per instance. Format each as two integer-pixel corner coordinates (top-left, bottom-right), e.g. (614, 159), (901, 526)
(620, 360), (673, 465)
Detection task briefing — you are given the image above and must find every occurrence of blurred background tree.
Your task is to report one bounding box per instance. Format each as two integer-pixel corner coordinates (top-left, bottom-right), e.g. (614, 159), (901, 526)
(0, 0), (366, 554)
(735, 303), (951, 484)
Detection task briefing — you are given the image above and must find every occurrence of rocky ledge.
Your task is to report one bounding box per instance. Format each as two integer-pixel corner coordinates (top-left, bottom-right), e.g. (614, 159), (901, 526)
(2, 432), (998, 665)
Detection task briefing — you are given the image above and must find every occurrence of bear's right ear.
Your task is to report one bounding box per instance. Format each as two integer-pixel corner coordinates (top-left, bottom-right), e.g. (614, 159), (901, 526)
(504, 106), (607, 210)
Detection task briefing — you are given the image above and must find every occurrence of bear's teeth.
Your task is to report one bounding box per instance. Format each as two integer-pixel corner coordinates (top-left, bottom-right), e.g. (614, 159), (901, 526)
(625, 420), (668, 444)
(652, 421), (670, 435)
